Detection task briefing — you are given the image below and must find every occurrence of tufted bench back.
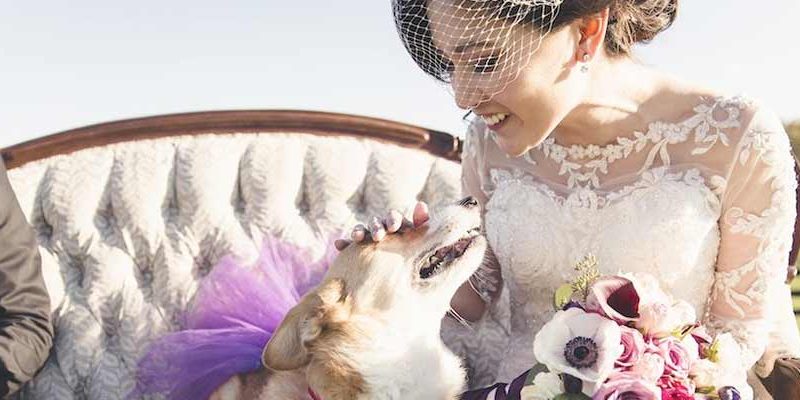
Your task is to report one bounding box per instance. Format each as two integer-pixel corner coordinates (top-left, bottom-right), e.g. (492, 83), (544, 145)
(2, 111), (489, 398)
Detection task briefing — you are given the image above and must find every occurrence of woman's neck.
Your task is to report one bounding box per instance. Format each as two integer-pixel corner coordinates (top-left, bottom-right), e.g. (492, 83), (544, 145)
(554, 54), (707, 147)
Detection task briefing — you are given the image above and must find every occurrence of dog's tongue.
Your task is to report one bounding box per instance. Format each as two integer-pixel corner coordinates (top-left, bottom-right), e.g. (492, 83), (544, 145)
(453, 238), (470, 255)
(434, 238), (472, 261)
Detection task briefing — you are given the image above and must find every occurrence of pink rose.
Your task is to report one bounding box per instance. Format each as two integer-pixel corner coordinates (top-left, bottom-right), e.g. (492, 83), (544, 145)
(586, 276), (640, 324)
(636, 302), (671, 336)
(635, 299), (696, 338)
(652, 338), (691, 380)
(616, 326), (646, 369)
(631, 353), (666, 383)
(592, 372), (661, 400)
(660, 383), (694, 400)
(657, 376), (694, 391)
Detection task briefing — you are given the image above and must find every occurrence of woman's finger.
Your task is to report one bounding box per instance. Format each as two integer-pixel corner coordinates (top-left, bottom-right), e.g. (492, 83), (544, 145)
(351, 224), (367, 242)
(369, 216), (386, 242)
(412, 201), (430, 227)
(385, 210), (403, 233)
(334, 239), (352, 251)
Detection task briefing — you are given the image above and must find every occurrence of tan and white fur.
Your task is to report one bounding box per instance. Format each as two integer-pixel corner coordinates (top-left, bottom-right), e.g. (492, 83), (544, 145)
(210, 198), (488, 400)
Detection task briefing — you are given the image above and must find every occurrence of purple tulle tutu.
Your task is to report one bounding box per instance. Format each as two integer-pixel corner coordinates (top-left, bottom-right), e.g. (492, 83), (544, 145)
(130, 234), (338, 400)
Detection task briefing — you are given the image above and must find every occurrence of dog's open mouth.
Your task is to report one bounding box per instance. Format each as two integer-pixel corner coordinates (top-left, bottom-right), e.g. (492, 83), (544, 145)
(419, 227), (481, 279)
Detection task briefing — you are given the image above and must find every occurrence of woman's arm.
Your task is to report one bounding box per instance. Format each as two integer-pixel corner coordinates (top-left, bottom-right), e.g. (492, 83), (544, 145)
(706, 107), (797, 375)
(448, 125), (503, 323)
(450, 247), (501, 322)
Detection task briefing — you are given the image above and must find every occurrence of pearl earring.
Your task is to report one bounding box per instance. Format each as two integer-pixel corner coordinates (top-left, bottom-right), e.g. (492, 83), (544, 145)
(580, 54), (590, 73)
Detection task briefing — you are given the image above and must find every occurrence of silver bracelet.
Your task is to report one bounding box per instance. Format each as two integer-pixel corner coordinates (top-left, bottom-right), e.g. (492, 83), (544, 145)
(468, 275), (494, 304)
(446, 308), (473, 329)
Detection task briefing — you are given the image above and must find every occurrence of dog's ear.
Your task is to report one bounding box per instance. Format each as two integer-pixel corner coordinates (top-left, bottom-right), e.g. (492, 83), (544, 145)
(262, 278), (347, 371)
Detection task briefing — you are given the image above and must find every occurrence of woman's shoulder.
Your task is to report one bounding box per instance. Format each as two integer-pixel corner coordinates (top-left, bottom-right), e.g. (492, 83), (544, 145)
(685, 93), (794, 182)
(697, 93), (782, 130)
(664, 91), (787, 156)
(631, 86), (790, 179)
(699, 93), (788, 154)
(660, 82), (784, 137)
(652, 73), (781, 134)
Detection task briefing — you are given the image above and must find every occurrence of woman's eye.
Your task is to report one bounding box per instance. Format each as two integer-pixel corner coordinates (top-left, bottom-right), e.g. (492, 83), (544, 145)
(473, 57), (499, 73)
(444, 60), (455, 74)
(438, 58), (455, 80)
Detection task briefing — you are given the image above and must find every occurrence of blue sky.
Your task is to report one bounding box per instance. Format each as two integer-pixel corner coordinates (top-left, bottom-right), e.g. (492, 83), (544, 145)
(1, 1), (799, 148)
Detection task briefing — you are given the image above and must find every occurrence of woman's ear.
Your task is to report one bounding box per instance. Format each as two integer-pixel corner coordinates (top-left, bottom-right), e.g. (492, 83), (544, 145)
(262, 279), (347, 371)
(576, 8), (610, 62)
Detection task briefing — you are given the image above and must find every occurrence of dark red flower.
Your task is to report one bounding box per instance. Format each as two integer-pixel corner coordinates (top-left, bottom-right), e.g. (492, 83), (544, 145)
(586, 276), (640, 323)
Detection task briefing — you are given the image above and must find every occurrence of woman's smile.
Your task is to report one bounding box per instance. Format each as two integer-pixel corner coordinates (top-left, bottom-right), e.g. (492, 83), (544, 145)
(478, 112), (513, 133)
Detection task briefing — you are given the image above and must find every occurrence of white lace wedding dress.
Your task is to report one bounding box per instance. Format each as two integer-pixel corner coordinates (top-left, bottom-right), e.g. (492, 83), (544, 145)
(445, 95), (800, 399)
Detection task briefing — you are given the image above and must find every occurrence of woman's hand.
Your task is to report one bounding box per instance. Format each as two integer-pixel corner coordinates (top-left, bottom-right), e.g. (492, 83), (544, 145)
(334, 201), (430, 250)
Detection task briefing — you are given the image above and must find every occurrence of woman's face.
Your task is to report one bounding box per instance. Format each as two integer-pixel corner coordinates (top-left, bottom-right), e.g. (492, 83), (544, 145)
(427, 0), (586, 156)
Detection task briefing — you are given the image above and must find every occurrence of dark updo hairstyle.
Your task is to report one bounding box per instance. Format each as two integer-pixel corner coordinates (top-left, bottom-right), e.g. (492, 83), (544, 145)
(394, 0), (679, 83)
(561, 0), (679, 55)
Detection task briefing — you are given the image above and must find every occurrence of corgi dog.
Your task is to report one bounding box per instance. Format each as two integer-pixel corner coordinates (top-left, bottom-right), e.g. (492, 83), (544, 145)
(210, 197), (487, 400)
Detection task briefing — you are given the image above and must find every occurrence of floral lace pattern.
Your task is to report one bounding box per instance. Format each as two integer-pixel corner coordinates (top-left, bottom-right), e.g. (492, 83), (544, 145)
(527, 96), (747, 190)
(455, 95), (800, 398)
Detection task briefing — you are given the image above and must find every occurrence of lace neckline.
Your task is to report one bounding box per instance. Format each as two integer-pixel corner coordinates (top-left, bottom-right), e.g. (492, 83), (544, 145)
(515, 95), (750, 189)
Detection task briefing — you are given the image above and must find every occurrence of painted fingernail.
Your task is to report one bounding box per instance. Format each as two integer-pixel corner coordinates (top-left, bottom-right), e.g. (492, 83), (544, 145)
(351, 225), (366, 242)
(370, 217), (386, 241)
(412, 201), (430, 227)
(386, 210), (403, 232)
(335, 239), (351, 250)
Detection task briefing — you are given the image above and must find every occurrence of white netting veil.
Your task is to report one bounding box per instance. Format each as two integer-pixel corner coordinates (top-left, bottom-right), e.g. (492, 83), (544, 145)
(392, 0), (563, 109)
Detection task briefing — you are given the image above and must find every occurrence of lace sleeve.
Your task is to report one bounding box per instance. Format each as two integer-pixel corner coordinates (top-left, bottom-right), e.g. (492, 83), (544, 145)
(706, 106), (798, 374)
(450, 123), (503, 322)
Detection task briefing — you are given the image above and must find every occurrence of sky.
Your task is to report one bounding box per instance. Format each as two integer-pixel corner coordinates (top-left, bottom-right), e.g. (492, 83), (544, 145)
(1, 1), (799, 148)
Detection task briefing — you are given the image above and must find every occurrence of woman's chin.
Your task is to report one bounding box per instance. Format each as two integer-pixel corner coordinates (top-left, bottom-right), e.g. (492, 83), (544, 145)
(493, 134), (530, 158)
(492, 124), (551, 158)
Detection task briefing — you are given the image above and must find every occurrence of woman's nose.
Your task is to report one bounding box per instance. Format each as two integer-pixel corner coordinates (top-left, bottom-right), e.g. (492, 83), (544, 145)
(454, 88), (479, 110)
(451, 71), (484, 110)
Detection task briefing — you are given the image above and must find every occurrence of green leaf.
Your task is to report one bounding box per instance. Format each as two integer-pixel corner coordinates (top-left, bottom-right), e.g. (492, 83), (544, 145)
(670, 324), (694, 340)
(706, 339), (721, 363)
(554, 283), (574, 311)
(553, 393), (591, 400)
(696, 385), (717, 395)
(530, 363), (550, 376)
(524, 364), (550, 386)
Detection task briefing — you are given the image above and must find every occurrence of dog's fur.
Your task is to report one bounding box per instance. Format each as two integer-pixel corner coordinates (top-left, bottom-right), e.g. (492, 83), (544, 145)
(209, 200), (487, 400)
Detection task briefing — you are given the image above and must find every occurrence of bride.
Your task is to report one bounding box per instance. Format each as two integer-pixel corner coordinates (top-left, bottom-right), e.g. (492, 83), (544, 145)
(338, 0), (800, 398)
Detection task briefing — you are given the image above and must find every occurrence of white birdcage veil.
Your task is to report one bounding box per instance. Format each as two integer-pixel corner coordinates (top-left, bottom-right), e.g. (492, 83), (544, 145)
(392, 0), (564, 109)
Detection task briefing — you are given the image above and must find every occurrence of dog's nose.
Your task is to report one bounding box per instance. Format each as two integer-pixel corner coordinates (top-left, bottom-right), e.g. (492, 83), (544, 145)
(458, 196), (479, 208)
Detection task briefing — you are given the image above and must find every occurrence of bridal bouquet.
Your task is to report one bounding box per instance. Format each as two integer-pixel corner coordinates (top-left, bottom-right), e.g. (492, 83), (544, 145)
(520, 255), (749, 400)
